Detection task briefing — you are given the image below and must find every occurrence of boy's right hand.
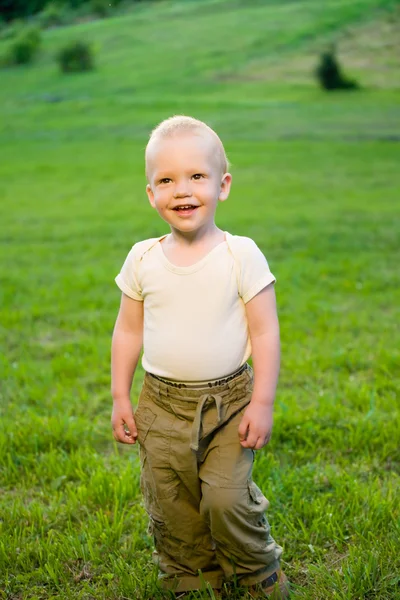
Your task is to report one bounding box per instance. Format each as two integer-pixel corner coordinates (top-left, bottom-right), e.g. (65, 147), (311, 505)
(111, 398), (138, 444)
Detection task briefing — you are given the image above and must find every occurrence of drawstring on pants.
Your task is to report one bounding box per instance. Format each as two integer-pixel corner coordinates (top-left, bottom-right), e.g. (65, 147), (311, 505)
(190, 394), (223, 452)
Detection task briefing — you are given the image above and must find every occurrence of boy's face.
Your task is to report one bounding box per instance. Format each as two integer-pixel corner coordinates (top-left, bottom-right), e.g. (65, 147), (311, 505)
(146, 132), (231, 234)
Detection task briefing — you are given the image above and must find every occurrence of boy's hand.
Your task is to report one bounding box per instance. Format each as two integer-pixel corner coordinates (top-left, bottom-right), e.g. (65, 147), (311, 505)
(111, 398), (138, 444)
(238, 402), (274, 450)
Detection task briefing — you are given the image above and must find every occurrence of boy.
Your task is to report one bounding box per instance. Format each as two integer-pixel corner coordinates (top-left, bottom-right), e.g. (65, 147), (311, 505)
(111, 116), (289, 598)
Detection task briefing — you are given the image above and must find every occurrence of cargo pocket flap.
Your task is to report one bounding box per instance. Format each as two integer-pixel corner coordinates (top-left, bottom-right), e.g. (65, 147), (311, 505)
(135, 406), (156, 444)
(248, 481), (269, 508)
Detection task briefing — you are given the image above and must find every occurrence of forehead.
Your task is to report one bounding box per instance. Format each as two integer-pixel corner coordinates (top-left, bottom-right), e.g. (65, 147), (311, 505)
(146, 132), (218, 176)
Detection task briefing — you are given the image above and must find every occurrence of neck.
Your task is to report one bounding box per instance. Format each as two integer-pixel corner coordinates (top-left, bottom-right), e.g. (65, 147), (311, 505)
(168, 223), (223, 246)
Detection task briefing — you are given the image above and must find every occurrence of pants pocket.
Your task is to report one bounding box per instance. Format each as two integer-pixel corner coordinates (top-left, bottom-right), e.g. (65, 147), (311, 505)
(245, 481), (274, 553)
(135, 404), (156, 445)
(247, 480), (270, 513)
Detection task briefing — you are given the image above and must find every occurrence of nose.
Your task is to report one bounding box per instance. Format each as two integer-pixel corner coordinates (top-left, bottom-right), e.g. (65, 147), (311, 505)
(173, 179), (192, 199)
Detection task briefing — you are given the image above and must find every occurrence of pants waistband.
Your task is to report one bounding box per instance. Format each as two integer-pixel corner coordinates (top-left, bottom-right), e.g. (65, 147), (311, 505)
(147, 363), (249, 390)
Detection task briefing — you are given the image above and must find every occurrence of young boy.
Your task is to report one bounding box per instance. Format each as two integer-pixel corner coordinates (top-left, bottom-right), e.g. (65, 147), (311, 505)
(111, 116), (289, 598)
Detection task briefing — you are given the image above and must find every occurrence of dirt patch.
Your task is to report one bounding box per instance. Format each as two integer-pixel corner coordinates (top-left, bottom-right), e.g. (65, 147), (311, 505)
(213, 12), (400, 89)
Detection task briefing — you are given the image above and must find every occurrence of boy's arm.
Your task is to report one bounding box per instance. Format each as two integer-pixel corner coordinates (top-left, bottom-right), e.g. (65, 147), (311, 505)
(111, 293), (144, 444)
(238, 284), (280, 450)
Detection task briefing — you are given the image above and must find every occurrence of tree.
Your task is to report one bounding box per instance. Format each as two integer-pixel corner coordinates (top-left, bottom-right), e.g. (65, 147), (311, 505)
(315, 46), (359, 91)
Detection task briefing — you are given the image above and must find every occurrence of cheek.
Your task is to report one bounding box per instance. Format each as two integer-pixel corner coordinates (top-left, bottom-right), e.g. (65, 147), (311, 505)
(153, 190), (169, 206)
(199, 182), (219, 198)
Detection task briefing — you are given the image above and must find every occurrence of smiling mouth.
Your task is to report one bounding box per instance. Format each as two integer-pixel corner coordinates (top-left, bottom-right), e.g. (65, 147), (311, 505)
(173, 205), (199, 211)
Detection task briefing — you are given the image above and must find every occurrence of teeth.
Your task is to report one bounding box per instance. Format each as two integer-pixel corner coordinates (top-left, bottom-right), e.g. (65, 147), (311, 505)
(176, 205), (195, 209)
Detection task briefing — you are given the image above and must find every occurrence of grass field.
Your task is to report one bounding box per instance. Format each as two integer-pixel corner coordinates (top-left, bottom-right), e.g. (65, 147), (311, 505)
(1, 0), (399, 598)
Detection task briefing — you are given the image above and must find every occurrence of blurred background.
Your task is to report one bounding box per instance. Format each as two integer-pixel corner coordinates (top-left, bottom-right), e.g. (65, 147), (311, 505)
(0, 1), (399, 599)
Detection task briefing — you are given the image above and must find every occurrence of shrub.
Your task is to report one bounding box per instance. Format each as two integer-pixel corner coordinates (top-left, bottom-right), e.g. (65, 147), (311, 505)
(0, 19), (23, 41)
(22, 25), (41, 48)
(315, 47), (359, 91)
(6, 25), (42, 65)
(56, 40), (95, 73)
(90, 0), (112, 17)
(0, 49), (8, 68)
(38, 2), (70, 28)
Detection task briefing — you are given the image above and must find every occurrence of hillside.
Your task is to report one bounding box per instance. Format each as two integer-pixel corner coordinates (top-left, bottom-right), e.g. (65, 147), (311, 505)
(0, 0), (399, 145)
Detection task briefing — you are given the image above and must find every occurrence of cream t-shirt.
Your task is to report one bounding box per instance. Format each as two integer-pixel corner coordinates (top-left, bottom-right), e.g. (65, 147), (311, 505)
(115, 232), (275, 382)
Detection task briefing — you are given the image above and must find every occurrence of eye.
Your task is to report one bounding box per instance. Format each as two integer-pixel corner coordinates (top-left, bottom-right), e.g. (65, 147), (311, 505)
(158, 178), (171, 184)
(192, 173), (205, 180)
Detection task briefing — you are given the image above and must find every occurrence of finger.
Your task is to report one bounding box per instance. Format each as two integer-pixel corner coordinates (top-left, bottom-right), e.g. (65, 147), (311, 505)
(114, 424), (134, 444)
(125, 417), (138, 441)
(238, 416), (249, 441)
(123, 431), (136, 444)
(242, 431), (258, 449)
(240, 436), (253, 448)
(254, 437), (265, 450)
(122, 426), (137, 444)
(112, 426), (125, 443)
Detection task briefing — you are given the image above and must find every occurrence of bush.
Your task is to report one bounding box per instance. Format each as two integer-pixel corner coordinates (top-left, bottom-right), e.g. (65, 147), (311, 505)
(0, 18), (23, 41)
(22, 25), (41, 48)
(315, 47), (359, 91)
(0, 49), (8, 68)
(90, 0), (112, 17)
(6, 25), (42, 65)
(56, 40), (95, 73)
(38, 2), (70, 28)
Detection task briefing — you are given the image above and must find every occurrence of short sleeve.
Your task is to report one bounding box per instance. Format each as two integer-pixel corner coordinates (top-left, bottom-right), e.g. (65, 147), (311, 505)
(115, 244), (143, 301)
(237, 237), (276, 304)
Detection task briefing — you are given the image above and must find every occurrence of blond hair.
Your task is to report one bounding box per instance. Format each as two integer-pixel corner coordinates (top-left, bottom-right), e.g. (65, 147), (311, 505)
(145, 115), (229, 179)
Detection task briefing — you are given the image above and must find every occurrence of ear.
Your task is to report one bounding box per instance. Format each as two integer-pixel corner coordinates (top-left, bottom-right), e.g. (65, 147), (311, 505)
(146, 184), (156, 208)
(218, 173), (232, 202)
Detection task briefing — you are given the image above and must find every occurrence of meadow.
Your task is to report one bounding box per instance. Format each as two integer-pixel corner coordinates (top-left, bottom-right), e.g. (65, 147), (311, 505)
(0, 0), (399, 598)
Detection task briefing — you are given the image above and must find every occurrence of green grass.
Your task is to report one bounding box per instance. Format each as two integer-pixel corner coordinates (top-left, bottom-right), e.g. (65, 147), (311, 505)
(1, 0), (399, 598)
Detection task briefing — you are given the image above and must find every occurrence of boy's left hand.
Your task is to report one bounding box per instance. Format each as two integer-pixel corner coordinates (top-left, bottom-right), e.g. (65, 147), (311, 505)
(238, 402), (274, 450)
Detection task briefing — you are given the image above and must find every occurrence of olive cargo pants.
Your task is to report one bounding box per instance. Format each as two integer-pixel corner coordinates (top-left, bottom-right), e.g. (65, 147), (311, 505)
(134, 364), (283, 592)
